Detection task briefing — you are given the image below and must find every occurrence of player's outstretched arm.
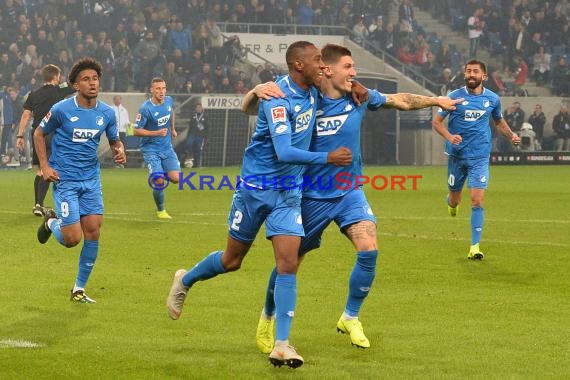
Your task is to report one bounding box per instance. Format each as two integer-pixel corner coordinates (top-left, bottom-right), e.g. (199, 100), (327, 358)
(385, 93), (464, 111)
(495, 118), (521, 145)
(241, 82), (285, 115)
(432, 113), (462, 145)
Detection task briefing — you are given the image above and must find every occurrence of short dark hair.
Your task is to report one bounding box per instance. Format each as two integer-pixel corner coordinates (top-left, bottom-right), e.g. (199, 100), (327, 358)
(150, 77), (165, 85)
(42, 64), (61, 82)
(68, 57), (102, 84)
(321, 44), (352, 65)
(464, 59), (487, 74)
(285, 41), (315, 69)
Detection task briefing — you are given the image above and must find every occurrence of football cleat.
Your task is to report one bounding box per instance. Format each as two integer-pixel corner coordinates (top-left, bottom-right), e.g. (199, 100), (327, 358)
(269, 342), (304, 368)
(166, 269), (188, 320)
(336, 316), (370, 348)
(256, 312), (275, 354)
(33, 204), (45, 217)
(37, 208), (57, 244)
(468, 244), (484, 260)
(448, 204), (459, 217)
(70, 289), (96, 303)
(157, 210), (172, 220)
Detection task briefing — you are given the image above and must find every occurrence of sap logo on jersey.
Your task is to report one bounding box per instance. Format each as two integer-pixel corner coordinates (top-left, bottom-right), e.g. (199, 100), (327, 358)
(316, 115), (348, 136)
(464, 110), (486, 121)
(295, 109), (313, 133)
(157, 115), (170, 127)
(72, 129), (99, 142)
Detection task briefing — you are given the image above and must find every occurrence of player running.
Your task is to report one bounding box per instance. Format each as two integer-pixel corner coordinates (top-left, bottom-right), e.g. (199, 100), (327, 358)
(432, 59), (520, 259)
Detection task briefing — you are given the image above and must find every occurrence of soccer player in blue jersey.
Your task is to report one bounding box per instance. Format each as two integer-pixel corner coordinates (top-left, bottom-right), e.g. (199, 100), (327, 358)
(34, 57), (126, 303)
(250, 44), (463, 352)
(432, 59), (520, 260)
(134, 78), (180, 219)
(166, 41), (353, 369)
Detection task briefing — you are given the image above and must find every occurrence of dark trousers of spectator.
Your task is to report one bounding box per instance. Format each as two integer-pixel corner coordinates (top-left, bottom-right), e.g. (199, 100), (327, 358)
(186, 134), (205, 168)
(1, 125), (12, 156)
(469, 37), (480, 58)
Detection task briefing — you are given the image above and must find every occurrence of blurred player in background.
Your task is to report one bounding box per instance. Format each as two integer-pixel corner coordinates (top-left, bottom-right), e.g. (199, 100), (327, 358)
(134, 78), (180, 219)
(16, 64), (75, 216)
(432, 59), (520, 260)
(35, 57), (126, 303)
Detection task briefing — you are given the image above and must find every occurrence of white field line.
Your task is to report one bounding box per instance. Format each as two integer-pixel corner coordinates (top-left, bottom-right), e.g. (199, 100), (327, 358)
(0, 338), (45, 348)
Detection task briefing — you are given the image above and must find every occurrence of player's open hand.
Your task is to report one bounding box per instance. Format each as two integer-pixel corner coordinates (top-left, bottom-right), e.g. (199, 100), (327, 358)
(449, 134), (462, 145)
(511, 133), (521, 145)
(438, 96), (464, 111)
(254, 82), (285, 100)
(16, 136), (25, 150)
(171, 129), (178, 139)
(327, 147), (353, 166)
(351, 80), (368, 105)
(113, 145), (127, 164)
(41, 166), (59, 182)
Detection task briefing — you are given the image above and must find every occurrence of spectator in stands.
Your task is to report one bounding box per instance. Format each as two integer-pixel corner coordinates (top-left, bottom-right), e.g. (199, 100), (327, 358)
(398, 43), (415, 65)
(510, 56), (529, 95)
(250, 65), (264, 87)
(553, 104), (570, 151)
(206, 16), (223, 62)
(528, 104), (546, 148)
(505, 101), (526, 133)
(297, 0), (316, 26)
(382, 23), (397, 56)
(94, 39), (116, 91)
(551, 57), (570, 96)
(133, 30), (161, 91)
(399, 0), (415, 34)
(368, 15), (385, 49)
(509, 21), (531, 67)
(545, 5), (568, 47)
(532, 46), (551, 86)
(468, 7), (484, 58)
(113, 36), (131, 92)
(336, 2), (353, 29)
(259, 62), (277, 83)
(167, 20), (193, 60)
(217, 76), (233, 93)
(352, 15), (369, 46)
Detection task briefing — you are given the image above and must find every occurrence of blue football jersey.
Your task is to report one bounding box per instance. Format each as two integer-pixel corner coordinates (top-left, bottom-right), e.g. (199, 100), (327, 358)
(438, 86), (503, 159)
(135, 96), (174, 152)
(303, 89), (386, 198)
(39, 96), (119, 181)
(241, 75), (320, 189)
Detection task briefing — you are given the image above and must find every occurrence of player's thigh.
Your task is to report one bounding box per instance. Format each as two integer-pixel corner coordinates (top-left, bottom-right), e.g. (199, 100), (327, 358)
(447, 156), (467, 191)
(53, 181), (81, 227)
(299, 197), (336, 255)
(336, 190), (377, 251)
(466, 157), (490, 189)
(78, 179), (104, 220)
(227, 188), (270, 244)
(265, 188), (304, 240)
(161, 148), (181, 174)
(143, 152), (164, 174)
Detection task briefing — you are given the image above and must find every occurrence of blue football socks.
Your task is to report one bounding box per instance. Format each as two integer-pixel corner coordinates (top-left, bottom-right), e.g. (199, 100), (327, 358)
(471, 207), (484, 245)
(48, 218), (65, 245)
(153, 189), (165, 211)
(274, 273), (297, 341)
(181, 251), (225, 287)
(345, 250), (378, 317)
(263, 267), (278, 317)
(75, 240), (99, 288)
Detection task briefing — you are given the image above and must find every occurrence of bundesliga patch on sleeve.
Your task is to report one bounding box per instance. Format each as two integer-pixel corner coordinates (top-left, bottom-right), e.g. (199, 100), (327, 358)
(42, 111), (51, 123)
(271, 106), (286, 123)
(136, 113), (141, 121)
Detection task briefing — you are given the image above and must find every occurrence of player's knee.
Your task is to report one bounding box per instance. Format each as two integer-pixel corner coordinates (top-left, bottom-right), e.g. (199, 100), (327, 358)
(63, 236), (81, 248)
(357, 250), (378, 271)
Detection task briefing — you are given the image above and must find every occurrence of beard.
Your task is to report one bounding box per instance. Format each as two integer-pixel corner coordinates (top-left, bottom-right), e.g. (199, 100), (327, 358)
(465, 77), (482, 89)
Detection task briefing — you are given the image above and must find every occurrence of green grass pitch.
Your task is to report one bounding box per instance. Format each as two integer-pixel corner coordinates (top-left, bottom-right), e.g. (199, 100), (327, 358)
(0, 166), (569, 379)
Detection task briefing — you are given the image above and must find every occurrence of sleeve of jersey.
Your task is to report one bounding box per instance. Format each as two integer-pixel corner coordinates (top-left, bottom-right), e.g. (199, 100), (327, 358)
(262, 100), (327, 165)
(492, 96), (504, 120)
(366, 89), (387, 110)
(106, 110), (120, 141)
(38, 107), (60, 134)
(134, 108), (146, 129)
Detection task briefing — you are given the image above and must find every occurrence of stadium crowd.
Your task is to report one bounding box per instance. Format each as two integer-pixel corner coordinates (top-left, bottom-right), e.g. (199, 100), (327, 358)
(2, 0), (570, 163)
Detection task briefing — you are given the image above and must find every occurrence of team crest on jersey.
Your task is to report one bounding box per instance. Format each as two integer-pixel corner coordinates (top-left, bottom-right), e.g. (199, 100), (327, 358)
(464, 110), (486, 121)
(271, 106), (286, 123)
(316, 114), (348, 136)
(96, 116), (104, 126)
(72, 128), (99, 142)
(345, 104), (353, 112)
(483, 100), (490, 107)
(295, 109), (313, 133)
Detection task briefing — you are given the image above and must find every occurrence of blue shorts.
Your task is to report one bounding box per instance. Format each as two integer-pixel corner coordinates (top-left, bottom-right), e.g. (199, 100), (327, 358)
(300, 189), (376, 254)
(228, 187), (304, 244)
(52, 179), (103, 226)
(143, 149), (181, 174)
(447, 156), (490, 191)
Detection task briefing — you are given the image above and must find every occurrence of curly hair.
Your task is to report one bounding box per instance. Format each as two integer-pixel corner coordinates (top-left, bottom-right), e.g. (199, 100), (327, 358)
(68, 57), (102, 84)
